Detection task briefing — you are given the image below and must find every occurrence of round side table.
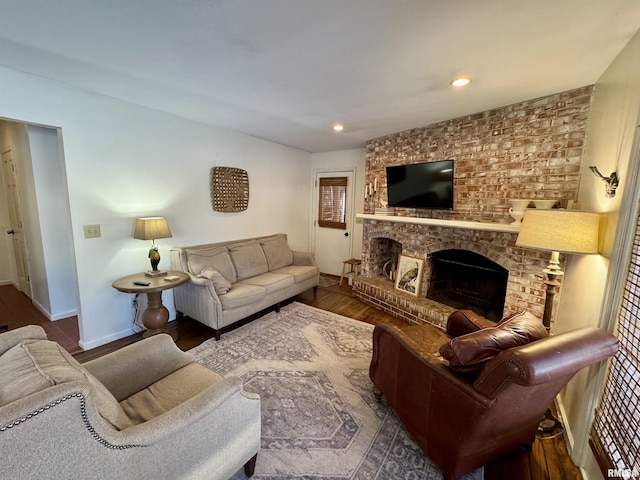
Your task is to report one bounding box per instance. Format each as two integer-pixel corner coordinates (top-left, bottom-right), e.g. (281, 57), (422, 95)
(112, 271), (189, 337)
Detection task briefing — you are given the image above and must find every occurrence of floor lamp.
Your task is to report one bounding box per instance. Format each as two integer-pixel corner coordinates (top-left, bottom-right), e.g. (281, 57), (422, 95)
(516, 209), (600, 330)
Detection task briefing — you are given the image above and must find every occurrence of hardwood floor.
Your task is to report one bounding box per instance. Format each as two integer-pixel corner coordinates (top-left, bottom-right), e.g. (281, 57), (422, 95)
(1, 280), (582, 479)
(0, 284), (80, 353)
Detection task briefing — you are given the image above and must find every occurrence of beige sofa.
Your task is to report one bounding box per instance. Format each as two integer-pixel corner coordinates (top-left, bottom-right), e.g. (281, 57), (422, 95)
(0, 325), (260, 480)
(170, 233), (319, 339)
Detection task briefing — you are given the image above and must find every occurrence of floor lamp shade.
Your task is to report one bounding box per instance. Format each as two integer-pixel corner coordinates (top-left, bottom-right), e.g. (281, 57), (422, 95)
(516, 209), (599, 255)
(516, 209), (599, 330)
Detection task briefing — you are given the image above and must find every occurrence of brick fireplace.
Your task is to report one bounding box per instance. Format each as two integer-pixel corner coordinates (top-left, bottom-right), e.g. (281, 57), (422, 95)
(353, 86), (593, 329)
(353, 217), (552, 328)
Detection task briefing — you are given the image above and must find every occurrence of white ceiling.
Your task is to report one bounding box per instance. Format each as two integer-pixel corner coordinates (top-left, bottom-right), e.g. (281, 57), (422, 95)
(2, 1), (640, 153)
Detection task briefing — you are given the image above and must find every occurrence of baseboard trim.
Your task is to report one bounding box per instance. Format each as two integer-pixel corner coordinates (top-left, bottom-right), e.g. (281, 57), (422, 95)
(50, 309), (78, 321)
(79, 327), (137, 351)
(555, 396), (576, 455)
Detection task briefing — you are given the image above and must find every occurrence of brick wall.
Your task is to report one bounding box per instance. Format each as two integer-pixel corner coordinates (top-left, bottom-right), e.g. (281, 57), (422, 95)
(356, 86), (594, 328)
(364, 86), (593, 221)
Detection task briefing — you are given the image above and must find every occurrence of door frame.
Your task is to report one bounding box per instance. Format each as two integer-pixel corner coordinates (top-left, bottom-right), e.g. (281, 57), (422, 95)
(310, 167), (357, 270)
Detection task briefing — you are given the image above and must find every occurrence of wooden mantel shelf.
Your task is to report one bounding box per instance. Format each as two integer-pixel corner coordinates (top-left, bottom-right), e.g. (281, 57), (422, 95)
(356, 213), (521, 233)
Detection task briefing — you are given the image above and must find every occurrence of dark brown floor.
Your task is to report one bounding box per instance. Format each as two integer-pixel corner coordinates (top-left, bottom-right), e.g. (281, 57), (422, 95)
(0, 284), (80, 353)
(1, 279), (582, 480)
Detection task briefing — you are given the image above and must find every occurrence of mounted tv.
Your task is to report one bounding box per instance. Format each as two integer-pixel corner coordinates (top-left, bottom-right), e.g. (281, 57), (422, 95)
(386, 160), (454, 210)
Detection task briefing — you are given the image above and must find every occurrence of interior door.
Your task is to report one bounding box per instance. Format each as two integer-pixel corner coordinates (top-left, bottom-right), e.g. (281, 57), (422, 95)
(313, 170), (354, 276)
(2, 148), (31, 297)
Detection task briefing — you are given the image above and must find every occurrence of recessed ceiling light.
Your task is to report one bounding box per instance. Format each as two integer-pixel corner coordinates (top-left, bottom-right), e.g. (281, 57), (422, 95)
(333, 123), (344, 132)
(450, 77), (471, 87)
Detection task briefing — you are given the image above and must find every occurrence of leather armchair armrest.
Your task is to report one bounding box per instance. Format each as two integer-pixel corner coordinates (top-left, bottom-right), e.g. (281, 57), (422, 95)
(473, 327), (619, 398)
(83, 334), (194, 401)
(446, 310), (495, 338)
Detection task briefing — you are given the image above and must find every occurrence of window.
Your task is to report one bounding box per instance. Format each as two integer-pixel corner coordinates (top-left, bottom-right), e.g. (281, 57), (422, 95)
(590, 199), (640, 474)
(318, 177), (347, 229)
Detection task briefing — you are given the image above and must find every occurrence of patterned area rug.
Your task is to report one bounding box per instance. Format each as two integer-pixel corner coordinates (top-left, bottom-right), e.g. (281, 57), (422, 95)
(189, 302), (483, 480)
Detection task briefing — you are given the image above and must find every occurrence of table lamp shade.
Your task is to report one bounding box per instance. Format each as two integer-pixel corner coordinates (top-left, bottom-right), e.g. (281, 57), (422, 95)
(133, 217), (172, 241)
(516, 209), (599, 255)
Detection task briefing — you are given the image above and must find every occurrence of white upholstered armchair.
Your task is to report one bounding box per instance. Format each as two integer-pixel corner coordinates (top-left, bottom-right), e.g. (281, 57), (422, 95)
(0, 325), (260, 480)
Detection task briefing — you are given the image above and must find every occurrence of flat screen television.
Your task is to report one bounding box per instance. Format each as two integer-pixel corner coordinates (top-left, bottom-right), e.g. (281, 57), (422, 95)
(386, 159), (454, 210)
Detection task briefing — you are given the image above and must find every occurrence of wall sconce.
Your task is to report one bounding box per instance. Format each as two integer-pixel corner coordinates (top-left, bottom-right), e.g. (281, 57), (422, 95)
(589, 166), (619, 198)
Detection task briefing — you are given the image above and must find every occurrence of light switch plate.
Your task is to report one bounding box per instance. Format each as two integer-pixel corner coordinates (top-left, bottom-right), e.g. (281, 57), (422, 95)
(83, 224), (101, 238)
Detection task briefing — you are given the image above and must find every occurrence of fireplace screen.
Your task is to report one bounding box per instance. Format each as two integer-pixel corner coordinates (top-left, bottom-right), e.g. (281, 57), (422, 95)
(426, 249), (508, 322)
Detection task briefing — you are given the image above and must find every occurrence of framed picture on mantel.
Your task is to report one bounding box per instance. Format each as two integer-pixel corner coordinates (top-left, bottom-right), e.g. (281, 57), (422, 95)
(394, 254), (424, 297)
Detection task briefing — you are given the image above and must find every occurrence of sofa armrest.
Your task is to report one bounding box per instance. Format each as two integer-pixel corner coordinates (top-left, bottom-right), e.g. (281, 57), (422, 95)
(292, 251), (317, 267)
(0, 325), (48, 355)
(446, 310), (495, 338)
(473, 327), (619, 398)
(83, 334), (194, 401)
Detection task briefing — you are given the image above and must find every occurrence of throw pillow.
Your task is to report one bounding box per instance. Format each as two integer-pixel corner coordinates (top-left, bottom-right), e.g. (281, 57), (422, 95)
(198, 267), (232, 295)
(439, 311), (548, 373)
(185, 246), (237, 283)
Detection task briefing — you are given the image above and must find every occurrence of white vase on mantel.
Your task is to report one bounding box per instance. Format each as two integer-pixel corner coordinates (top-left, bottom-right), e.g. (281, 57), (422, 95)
(508, 199), (531, 224)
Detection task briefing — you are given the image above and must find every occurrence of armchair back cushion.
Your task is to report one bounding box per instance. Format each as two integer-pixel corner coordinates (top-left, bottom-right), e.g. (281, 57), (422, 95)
(0, 339), (132, 430)
(439, 311), (548, 373)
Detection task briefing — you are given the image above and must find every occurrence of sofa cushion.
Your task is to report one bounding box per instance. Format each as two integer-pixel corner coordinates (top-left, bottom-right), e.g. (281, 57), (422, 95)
(0, 339), (133, 430)
(439, 311), (548, 373)
(272, 265), (318, 284)
(219, 283), (266, 310)
(228, 242), (269, 281)
(261, 235), (293, 271)
(186, 246), (237, 283)
(238, 272), (295, 295)
(197, 267), (232, 295)
(120, 363), (223, 425)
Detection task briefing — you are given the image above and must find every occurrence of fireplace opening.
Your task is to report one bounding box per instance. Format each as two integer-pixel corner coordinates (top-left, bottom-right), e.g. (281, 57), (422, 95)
(426, 249), (508, 321)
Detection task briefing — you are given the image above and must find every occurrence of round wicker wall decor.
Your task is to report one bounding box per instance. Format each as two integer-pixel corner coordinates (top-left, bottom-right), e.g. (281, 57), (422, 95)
(210, 167), (249, 212)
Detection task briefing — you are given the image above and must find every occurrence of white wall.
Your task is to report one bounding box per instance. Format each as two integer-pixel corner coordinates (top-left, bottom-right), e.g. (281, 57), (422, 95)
(311, 148), (366, 259)
(556, 29), (640, 478)
(28, 125), (78, 319)
(0, 65), (312, 349)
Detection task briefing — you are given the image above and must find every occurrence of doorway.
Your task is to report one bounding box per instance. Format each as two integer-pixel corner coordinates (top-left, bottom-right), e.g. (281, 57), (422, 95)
(0, 119), (79, 322)
(312, 169), (355, 276)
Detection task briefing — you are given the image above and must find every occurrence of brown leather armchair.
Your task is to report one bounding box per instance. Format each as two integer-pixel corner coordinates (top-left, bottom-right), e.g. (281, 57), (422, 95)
(369, 310), (619, 480)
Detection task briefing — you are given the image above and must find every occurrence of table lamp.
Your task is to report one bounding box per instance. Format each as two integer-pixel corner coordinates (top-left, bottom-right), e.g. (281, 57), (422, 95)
(133, 217), (172, 277)
(516, 209), (600, 330)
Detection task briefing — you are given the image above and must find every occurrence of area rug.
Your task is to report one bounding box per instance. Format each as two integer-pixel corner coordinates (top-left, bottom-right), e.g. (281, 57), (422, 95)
(318, 274), (340, 288)
(189, 302), (483, 480)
